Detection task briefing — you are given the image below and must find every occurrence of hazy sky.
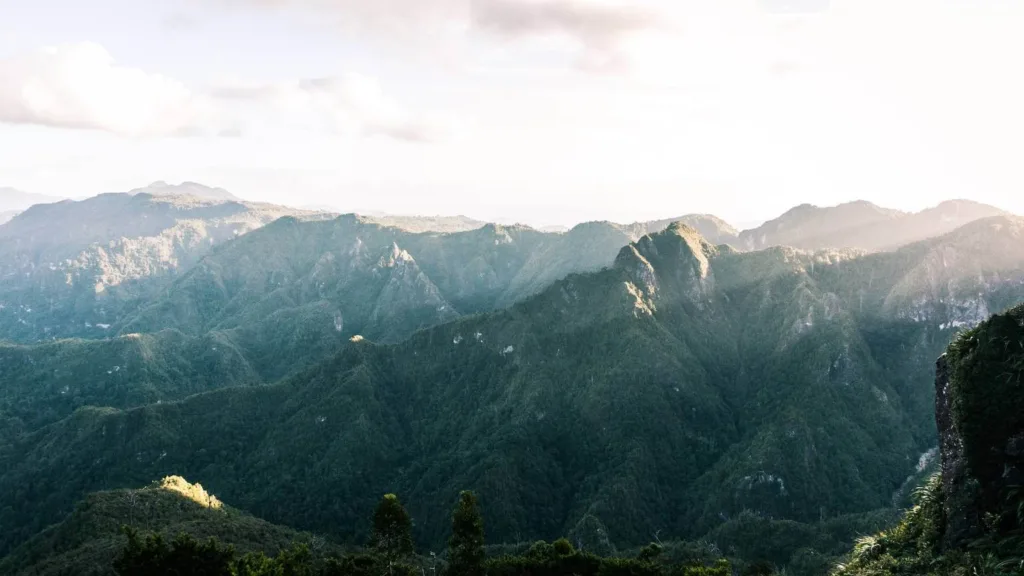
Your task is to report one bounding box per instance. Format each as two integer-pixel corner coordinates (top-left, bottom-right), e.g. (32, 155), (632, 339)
(1, 0), (1022, 228)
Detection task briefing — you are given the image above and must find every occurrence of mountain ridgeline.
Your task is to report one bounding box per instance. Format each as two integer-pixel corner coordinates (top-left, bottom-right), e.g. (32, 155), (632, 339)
(1, 189), (1022, 574)
(0, 192), (319, 342)
(737, 199), (1006, 252)
(3, 214), (1024, 565)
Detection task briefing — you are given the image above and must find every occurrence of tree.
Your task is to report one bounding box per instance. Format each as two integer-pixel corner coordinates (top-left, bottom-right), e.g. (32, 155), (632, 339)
(114, 528), (235, 576)
(370, 493), (415, 568)
(638, 543), (663, 563)
(447, 491), (485, 576)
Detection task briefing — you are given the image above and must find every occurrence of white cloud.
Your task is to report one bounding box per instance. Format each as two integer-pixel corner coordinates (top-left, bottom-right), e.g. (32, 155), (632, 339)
(0, 43), (441, 142)
(213, 74), (449, 142)
(0, 42), (211, 137)
(215, 0), (662, 66)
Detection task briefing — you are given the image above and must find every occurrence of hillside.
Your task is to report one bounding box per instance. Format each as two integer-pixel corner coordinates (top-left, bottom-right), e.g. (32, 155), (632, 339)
(116, 216), (656, 343)
(738, 200), (1006, 252)
(836, 304), (1024, 575)
(4, 218), (1023, 560)
(0, 193), (317, 341)
(0, 475), (337, 576)
(0, 195), (729, 345)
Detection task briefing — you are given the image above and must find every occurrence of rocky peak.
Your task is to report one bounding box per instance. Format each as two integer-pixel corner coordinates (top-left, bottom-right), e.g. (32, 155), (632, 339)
(614, 223), (719, 305)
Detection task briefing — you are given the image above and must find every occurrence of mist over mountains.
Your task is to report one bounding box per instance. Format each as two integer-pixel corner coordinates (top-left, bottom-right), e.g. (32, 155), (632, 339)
(1, 183), (1022, 575)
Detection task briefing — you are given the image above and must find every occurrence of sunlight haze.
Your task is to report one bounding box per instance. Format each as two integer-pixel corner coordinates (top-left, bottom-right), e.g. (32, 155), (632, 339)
(2, 0), (1022, 227)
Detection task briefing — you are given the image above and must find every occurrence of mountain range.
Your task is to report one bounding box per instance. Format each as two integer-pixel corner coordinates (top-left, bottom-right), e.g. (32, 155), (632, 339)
(736, 199), (1005, 252)
(2, 214), (1023, 563)
(1, 185), (1022, 575)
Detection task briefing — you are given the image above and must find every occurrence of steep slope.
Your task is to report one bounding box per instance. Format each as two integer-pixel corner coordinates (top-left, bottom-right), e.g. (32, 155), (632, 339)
(0, 476), (335, 576)
(0, 209), (17, 224)
(119, 216), (649, 343)
(0, 330), (260, 437)
(118, 214), (736, 343)
(0, 193), (316, 341)
(738, 200), (1006, 252)
(4, 220), (1023, 559)
(0, 200), (722, 346)
(836, 304), (1024, 576)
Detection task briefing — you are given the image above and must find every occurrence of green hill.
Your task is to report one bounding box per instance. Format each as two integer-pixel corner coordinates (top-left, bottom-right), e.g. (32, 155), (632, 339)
(0, 475), (339, 576)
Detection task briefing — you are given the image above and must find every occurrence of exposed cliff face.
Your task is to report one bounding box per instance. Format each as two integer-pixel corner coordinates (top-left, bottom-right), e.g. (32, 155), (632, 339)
(934, 354), (983, 548)
(937, 304), (1024, 549)
(836, 305), (1024, 576)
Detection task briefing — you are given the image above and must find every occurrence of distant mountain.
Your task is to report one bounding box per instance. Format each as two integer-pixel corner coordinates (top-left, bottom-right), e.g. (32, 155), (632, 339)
(116, 215), (743, 346)
(127, 181), (241, 202)
(737, 200), (1006, 252)
(0, 193), (316, 341)
(117, 216), (643, 345)
(0, 187), (64, 212)
(634, 214), (739, 245)
(0, 192), (743, 345)
(4, 217), (1023, 560)
(538, 224), (570, 233)
(360, 214), (487, 233)
(0, 210), (18, 225)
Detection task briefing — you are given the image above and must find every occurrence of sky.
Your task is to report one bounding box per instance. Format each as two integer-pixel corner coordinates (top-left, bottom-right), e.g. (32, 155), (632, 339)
(1, 0), (1023, 228)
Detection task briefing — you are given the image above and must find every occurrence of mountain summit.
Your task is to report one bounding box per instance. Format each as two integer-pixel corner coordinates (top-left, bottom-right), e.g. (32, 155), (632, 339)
(128, 181), (241, 202)
(737, 199), (1006, 252)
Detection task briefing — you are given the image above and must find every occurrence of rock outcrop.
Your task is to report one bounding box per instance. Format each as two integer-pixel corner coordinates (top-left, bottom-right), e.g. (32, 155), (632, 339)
(935, 303), (1024, 550)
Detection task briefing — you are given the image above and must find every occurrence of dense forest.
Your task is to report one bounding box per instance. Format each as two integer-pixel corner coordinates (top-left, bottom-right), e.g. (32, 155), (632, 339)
(2, 195), (1023, 576)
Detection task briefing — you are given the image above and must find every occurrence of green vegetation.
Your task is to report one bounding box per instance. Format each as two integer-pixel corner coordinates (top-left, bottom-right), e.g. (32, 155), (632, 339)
(0, 192), (318, 342)
(836, 305), (1024, 576)
(4, 478), (739, 576)
(0, 476), (342, 576)
(448, 491), (485, 576)
(4, 222), (1024, 560)
(371, 494), (415, 565)
(3, 203), (1024, 576)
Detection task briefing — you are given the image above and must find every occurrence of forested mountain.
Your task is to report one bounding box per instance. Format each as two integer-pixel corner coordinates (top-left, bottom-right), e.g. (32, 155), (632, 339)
(0, 193), (318, 341)
(0, 476), (340, 576)
(3, 217), (1023, 564)
(78, 216), (665, 343)
(737, 200), (1006, 252)
(0, 192), (730, 346)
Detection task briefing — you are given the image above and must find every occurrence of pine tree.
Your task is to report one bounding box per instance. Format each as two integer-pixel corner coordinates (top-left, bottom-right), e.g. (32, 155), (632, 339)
(370, 493), (415, 569)
(447, 491), (485, 576)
